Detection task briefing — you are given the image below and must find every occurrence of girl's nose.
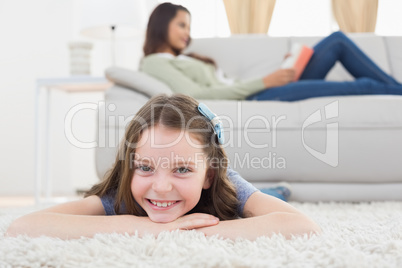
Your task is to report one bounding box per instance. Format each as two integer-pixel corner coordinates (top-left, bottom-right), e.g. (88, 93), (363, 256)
(152, 176), (173, 193)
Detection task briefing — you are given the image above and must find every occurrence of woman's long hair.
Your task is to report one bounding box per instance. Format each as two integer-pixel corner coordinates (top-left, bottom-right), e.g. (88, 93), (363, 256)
(143, 3), (216, 66)
(86, 94), (239, 220)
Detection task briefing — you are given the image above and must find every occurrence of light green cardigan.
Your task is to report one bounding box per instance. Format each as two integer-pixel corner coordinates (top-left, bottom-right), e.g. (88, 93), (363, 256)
(140, 54), (265, 100)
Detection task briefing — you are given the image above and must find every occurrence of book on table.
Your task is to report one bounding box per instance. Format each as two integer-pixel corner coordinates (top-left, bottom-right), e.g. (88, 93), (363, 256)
(281, 43), (314, 81)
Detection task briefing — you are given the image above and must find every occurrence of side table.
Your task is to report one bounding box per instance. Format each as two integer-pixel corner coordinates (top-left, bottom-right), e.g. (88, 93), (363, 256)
(35, 76), (113, 204)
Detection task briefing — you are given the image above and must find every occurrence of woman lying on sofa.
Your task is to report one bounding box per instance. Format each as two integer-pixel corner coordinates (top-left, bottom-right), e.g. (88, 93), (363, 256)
(140, 3), (402, 102)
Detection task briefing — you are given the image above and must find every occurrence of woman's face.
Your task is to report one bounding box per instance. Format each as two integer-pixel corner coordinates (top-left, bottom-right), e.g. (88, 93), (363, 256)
(131, 125), (212, 223)
(166, 10), (191, 52)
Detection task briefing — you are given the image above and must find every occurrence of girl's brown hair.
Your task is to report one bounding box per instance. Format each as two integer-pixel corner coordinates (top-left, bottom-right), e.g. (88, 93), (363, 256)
(86, 94), (239, 220)
(143, 2), (216, 66)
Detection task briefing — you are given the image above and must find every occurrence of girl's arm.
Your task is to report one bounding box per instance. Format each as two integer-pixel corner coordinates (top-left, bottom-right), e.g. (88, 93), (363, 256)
(5, 195), (219, 239)
(196, 192), (322, 240)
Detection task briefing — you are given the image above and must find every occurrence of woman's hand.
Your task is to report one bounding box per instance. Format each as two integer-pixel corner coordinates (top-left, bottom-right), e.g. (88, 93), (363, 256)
(166, 213), (220, 231)
(283, 53), (292, 60)
(263, 68), (296, 88)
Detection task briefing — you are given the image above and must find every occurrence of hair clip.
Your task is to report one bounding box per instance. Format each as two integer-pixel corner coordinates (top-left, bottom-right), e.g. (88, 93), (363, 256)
(198, 103), (224, 145)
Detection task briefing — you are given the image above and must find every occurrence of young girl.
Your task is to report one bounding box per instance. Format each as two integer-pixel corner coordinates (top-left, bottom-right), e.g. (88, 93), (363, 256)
(140, 3), (402, 101)
(6, 94), (321, 240)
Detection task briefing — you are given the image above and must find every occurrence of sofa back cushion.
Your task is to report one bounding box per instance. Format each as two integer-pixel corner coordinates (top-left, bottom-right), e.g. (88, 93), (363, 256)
(384, 36), (402, 83)
(186, 35), (289, 80)
(186, 33), (393, 83)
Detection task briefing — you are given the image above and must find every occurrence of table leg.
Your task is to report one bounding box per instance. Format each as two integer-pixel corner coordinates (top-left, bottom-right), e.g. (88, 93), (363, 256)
(34, 84), (41, 204)
(44, 88), (52, 201)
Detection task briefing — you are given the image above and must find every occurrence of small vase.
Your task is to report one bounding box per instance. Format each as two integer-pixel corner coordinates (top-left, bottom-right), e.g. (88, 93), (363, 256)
(68, 42), (93, 75)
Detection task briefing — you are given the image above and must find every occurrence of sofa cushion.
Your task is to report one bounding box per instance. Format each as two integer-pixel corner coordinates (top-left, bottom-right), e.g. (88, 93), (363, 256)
(384, 36), (402, 83)
(185, 35), (289, 80)
(202, 95), (402, 129)
(105, 66), (173, 97)
(199, 95), (402, 184)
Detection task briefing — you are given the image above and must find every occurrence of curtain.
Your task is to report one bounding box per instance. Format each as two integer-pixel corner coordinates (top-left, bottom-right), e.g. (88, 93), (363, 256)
(332, 0), (378, 32)
(223, 0), (276, 34)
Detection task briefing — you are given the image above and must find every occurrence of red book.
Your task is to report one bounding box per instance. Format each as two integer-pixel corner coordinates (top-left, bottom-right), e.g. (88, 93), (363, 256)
(281, 43), (314, 81)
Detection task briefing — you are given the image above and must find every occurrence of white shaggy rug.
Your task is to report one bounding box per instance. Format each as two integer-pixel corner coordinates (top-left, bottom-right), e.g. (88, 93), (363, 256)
(0, 202), (401, 268)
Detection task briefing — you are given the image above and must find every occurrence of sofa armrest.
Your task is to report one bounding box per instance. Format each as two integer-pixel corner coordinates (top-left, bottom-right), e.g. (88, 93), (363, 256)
(105, 66), (173, 97)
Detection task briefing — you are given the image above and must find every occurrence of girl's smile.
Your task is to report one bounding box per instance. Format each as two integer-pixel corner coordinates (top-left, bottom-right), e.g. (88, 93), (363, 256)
(131, 125), (212, 223)
(146, 199), (181, 210)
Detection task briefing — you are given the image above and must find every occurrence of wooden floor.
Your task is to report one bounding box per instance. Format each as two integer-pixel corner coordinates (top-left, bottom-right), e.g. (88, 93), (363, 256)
(0, 196), (81, 208)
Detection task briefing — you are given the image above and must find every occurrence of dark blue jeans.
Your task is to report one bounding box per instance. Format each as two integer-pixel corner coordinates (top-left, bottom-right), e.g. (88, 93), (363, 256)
(247, 31), (402, 101)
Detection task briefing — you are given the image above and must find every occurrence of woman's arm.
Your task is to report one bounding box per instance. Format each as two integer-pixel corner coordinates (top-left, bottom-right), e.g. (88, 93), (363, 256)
(196, 192), (322, 240)
(262, 69), (296, 88)
(5, 195), (219, 239)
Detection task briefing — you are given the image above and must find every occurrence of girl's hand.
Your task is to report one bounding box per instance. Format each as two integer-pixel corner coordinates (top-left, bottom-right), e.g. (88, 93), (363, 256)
(263, 68), (296, 88)
(168, 213), (219, 231)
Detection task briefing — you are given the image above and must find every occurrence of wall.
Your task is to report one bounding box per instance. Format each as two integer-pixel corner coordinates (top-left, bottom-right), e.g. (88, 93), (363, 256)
(0, 0), (73, 196)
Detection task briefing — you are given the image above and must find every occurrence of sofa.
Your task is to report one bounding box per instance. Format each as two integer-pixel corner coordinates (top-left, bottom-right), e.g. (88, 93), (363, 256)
(95, 33), (402, 202)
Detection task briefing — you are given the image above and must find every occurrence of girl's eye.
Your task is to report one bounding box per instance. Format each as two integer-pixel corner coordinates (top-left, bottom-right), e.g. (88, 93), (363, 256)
(176, 167), (190, 174)
(138, 165), (153, 173)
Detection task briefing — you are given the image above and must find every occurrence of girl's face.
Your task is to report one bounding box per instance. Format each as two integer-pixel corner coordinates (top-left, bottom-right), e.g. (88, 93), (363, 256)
(166, 10), (191, 52)
(131, 125), (212, 223)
